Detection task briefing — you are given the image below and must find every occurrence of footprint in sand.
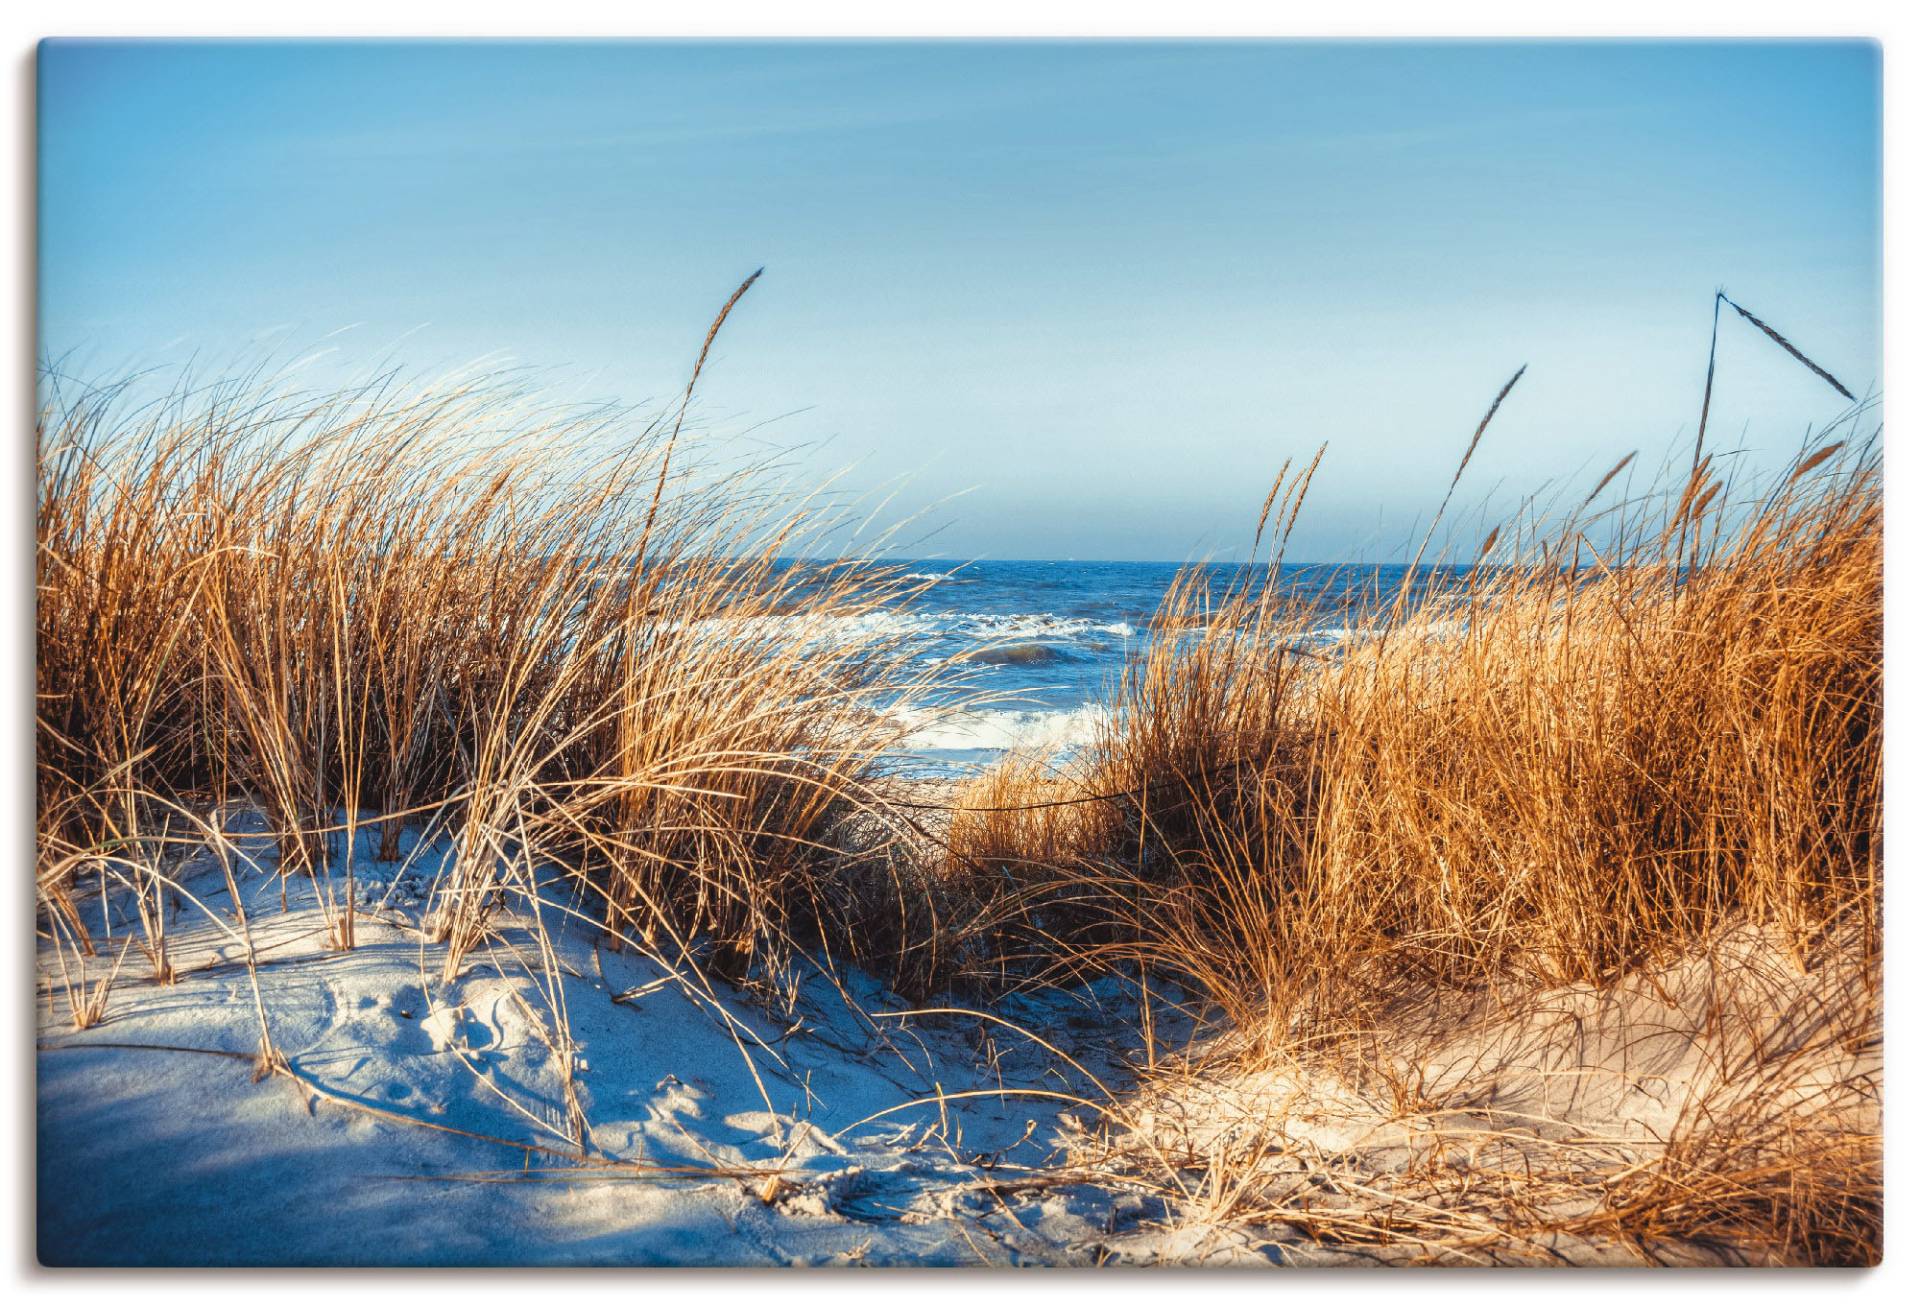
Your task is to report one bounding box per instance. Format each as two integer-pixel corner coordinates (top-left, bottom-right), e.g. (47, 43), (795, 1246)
(420, 1004), (467, 1052)
(650, 1073), (711, 1121)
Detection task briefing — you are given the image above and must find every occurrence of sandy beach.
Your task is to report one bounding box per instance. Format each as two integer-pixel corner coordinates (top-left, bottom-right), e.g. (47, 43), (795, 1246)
(32, 38), (1883, 1270)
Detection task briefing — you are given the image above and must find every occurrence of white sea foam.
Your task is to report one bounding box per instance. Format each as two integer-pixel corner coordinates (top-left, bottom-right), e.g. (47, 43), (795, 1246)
(888, 702), (1111, 757)
(723, 609), (1138, 646)
(953, 612), (1135, 639)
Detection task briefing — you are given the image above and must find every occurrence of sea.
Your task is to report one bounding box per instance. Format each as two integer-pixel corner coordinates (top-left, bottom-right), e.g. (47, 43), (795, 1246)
(874, 560), (1464, 774)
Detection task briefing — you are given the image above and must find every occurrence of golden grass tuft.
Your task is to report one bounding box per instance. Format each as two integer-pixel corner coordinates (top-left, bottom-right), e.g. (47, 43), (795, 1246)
(35, 286), (961, 1002)
(943, 390), (1882, 1263)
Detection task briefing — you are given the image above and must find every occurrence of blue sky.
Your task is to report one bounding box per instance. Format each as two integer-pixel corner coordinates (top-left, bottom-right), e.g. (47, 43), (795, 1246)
(39, 40), (1880, 561)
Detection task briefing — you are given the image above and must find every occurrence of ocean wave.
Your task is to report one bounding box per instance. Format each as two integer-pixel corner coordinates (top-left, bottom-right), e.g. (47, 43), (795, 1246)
(949, 612), (1135, 640)
(762, 609), (1138, 645)
(963, 642), (1079, 667)
(888, 703), (1110, 757)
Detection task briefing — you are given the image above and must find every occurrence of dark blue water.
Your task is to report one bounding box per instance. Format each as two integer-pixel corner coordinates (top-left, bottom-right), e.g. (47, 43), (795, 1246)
(880, 560), (1460, 771)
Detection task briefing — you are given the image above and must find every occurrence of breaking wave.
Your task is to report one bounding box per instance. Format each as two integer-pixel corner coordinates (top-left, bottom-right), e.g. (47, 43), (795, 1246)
(888, 703), (1111, 760)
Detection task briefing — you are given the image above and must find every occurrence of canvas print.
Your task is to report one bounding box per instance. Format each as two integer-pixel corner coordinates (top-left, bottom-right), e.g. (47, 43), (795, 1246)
(35, 39), (1882, 1267)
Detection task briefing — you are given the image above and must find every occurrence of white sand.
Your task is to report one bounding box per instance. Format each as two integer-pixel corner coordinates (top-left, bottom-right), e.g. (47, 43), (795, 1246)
(36, 814), (1228, 1267)
(1108, 923), (1881, 1265)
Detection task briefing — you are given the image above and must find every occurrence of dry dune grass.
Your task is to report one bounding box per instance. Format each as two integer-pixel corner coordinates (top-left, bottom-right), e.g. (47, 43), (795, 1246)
(36, 283), (1882, 1264)
(35, 279), (968, 1029)
(1069, 427), (1879, 1020)
(941, 373), (1882, 1261)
